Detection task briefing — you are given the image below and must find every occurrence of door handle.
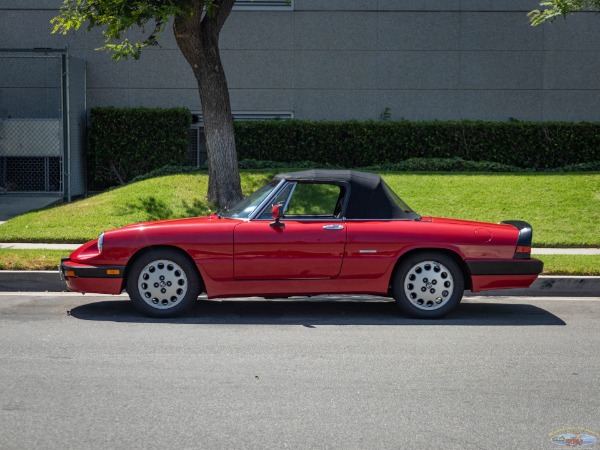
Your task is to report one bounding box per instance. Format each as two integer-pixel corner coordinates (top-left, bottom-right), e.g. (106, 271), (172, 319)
(323, 225), (344, 230)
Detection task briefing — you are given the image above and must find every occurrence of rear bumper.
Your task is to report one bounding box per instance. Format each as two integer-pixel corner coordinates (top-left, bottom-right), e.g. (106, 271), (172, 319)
(467, 259), (544, 276)
(467, 258), (544, 292)
(59, 258), (125, 295)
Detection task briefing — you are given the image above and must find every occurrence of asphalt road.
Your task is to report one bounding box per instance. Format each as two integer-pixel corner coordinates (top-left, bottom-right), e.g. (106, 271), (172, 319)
(1, 293), (599, 449)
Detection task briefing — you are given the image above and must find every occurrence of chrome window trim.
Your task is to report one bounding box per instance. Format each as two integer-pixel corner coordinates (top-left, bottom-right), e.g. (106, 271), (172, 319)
(247, 178), (286, 221)
(282, 181), (296, 214)
(252, 217), (346, 222)
(344, 218), (419, 221)
(284, 217), (346, 222)
(246, 217), (419, 222)
(253, 181), (296, 221)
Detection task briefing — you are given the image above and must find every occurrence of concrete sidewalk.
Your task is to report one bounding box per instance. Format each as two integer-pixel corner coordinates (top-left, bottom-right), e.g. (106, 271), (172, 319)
(532, 248), (600, 255)
(0, 243), (81, 250)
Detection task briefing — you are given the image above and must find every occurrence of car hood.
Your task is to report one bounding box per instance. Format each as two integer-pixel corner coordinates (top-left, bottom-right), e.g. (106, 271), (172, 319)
(104, 214), (241, 245)
(119, 215), (225, 230)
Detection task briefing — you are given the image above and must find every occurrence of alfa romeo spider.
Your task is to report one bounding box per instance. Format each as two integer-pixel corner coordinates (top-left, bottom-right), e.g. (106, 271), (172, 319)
(60, 170), (543, 319)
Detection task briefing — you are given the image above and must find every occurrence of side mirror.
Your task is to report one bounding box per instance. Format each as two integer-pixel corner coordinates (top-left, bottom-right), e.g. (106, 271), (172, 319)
(270, 203), (285, 228)
(272, 203), (283, 220)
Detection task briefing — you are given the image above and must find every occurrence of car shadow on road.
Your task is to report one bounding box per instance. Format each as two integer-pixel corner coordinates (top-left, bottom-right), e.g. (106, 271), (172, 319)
(68, 297), (566, 326)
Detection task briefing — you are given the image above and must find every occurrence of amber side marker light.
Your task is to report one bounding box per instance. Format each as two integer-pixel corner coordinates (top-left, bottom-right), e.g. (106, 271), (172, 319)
(65, 270), (76, 277)
(107, 269), (120, 275)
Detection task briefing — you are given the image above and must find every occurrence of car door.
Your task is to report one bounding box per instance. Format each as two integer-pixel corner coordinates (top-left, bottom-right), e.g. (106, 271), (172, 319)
(233, 181), (347, 280)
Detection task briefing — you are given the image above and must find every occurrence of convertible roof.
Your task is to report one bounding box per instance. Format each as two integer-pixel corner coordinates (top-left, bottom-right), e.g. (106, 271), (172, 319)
(274, 170), (420, 220)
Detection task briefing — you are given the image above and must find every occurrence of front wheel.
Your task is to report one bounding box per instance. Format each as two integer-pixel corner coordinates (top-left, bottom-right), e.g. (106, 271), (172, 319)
(393, 252), (464, 319)
(126, 249), (201, 318)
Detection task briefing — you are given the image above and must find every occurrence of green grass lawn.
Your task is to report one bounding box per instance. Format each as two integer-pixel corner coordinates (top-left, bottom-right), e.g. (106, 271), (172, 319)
(0, 249), (67, 270)
(0, 171), (598, 247)
(539, 255), (600, 276)
(0, 171), (272, 243)
(1, 249), (597, 275)
(382, 173), (600, 247)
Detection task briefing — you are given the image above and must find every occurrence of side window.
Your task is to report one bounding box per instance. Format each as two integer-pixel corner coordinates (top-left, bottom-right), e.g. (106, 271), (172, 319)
(286, 183), (342, 217)
(257, 182), (345, 219)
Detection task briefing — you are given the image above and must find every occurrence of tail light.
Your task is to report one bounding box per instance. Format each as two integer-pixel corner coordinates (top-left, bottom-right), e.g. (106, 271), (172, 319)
(500, 220), (533, 259)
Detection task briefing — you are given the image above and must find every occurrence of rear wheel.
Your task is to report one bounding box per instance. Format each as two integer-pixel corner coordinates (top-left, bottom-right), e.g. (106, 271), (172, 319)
(393, 252), (464, 319)
(126, 249), (201, 318)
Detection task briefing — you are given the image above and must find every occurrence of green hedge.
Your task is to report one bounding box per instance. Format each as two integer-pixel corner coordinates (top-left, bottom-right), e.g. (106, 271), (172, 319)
(89, 112), (600, 191)
(88, 107), (191, 188)
(234, 120), (600, 169)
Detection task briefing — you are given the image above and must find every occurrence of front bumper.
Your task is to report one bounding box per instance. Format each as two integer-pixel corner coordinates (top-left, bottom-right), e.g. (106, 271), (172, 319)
(59, 258), (125, 295)
(467, 258), (544, 292)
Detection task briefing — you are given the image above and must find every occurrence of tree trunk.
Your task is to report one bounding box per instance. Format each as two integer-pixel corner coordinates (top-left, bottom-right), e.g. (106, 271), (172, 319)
(173, 0), (243, 208)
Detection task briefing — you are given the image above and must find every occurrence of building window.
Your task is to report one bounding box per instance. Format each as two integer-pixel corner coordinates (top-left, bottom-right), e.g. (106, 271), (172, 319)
(187, 126), (206, 167)
(187, 111), (294, 167)
(234, 0), (293, 10)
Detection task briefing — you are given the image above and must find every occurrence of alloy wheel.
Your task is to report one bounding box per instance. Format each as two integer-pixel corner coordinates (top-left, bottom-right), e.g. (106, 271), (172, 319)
(137, 259), (188, 309)
(403, 260), (454, 311)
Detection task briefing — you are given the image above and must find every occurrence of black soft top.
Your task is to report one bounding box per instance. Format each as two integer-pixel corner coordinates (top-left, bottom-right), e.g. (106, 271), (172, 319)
(274, 170), (420, 220)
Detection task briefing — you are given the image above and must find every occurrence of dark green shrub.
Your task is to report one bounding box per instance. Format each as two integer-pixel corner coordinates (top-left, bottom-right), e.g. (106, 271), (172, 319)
(92, 115), (599, 191)
(363, 157), (530, 172)
(88, 107), (191, 189)
(234, 120), (600, 169)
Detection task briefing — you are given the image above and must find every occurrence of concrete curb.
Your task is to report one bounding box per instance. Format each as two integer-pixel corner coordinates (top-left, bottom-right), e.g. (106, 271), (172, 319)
(0, 271), (598, 297)
(464, 276), (600, 298)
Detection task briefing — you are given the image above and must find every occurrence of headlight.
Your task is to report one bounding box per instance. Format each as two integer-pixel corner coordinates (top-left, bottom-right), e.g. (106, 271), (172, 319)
(98, 232), (104, 253)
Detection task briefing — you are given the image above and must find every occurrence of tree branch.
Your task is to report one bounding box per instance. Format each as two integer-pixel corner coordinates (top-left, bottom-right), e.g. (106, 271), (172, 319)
(201, 0), (235, 33)
(530, 0), (600, 25)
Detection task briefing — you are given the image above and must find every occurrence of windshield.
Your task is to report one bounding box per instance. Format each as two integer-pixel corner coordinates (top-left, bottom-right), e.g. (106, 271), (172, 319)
(219, 180), (280, 219)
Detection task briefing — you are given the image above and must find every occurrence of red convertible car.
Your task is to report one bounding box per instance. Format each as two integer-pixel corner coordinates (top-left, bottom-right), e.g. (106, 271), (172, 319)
(60, 170), (543, 319)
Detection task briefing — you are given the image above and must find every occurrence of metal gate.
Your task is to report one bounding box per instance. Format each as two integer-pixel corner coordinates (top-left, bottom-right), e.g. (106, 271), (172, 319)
(0, 48), (86, 200)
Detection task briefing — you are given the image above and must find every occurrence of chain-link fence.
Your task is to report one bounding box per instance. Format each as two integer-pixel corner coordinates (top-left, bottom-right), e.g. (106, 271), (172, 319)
(0, 49), (86, 200)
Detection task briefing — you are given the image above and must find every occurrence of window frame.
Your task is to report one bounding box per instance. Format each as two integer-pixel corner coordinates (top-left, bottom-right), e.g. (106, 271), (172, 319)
(251, 180), (350, 222)
(233, 0), (294, 11)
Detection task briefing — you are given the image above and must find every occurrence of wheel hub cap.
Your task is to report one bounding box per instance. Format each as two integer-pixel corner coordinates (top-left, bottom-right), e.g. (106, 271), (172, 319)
(404, 260), (454, 310)
(138, 259), (188, 310)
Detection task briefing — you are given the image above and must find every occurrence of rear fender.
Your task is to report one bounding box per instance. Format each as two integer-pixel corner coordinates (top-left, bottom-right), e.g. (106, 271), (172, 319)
(389, 248), (472, 294)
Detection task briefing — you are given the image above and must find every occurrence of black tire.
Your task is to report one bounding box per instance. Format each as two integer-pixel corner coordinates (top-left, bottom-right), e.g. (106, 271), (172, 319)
(392, 252), (464, 319)
(126, 249), (201, 318)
